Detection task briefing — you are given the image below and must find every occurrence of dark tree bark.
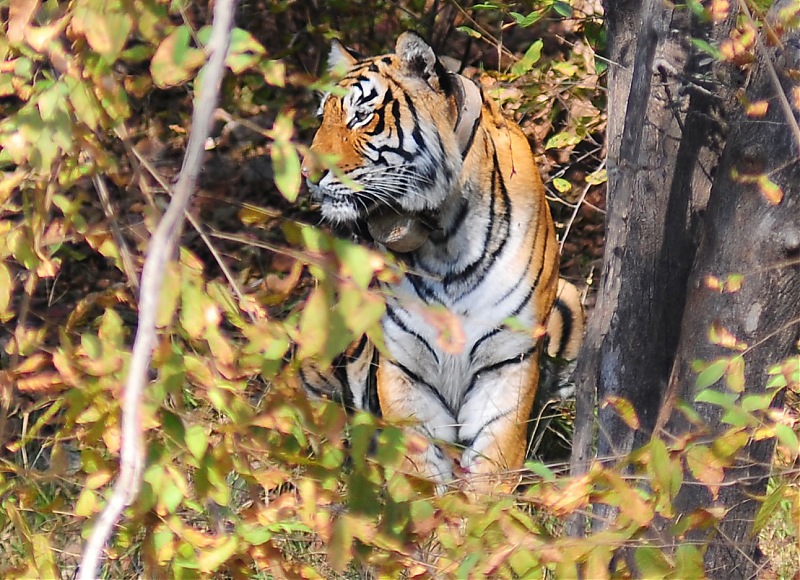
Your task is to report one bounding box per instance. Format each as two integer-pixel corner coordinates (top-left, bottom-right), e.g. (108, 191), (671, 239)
(570, 0), (731, 527)
(570, 0), (800, 575)
(660, 3), (800, 575)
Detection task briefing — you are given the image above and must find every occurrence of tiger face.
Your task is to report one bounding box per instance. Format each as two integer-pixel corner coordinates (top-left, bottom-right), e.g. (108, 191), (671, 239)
(303, 33), (479, 232)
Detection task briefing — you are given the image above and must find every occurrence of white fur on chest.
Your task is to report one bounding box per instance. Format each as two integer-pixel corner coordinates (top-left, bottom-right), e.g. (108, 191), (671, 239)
(382, 270), (537, 411)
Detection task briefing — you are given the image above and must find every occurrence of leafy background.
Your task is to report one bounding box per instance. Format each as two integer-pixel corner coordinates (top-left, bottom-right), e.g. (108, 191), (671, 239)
(0, 0), (797, 578)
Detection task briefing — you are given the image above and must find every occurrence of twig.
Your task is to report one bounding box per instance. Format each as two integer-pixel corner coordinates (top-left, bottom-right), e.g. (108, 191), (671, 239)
(75, 1), (237, 577)
(738, 0), (800, 154)
(120, 128), (249, 307)
(92, 174), (140, 291)
(559, 158), (605, 254)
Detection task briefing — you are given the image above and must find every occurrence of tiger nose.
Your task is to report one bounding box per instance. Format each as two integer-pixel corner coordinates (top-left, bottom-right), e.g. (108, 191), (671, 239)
(301, 155), (323, 185)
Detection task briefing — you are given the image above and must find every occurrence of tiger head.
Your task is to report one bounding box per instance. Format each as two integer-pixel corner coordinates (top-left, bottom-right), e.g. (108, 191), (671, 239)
(303, 32), (483, 250)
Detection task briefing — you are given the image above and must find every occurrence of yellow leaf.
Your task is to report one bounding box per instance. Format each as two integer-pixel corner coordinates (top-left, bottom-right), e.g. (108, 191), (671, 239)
(757, 175), (784, 205)
(745, 100), (769, 117)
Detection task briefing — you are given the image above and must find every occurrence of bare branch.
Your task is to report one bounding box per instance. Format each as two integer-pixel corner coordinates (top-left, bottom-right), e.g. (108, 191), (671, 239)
(76, 1), (238, 577)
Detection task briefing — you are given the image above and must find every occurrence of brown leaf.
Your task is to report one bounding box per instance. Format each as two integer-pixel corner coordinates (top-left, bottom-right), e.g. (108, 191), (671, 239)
(16, 372), (65, 393)
(686, 445), (725, 500)
(415, 304), (466, 355)
(8, 0), (40, 44)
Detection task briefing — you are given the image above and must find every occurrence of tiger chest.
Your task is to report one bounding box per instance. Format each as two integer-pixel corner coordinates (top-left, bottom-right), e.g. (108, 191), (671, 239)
(380, 272), (539, 410)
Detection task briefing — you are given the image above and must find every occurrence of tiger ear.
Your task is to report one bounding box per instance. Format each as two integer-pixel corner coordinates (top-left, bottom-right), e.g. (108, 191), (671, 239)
(328, 39), (358, 74)
(395, 31), (437, 81)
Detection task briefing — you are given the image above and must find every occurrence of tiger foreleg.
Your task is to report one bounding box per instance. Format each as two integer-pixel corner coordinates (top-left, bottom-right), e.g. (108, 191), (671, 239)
(376, 361), (458, 483)
(456, 356), (539, 492)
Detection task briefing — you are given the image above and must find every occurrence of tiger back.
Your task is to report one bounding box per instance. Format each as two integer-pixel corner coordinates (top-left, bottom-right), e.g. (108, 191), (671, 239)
(301, 32), (583, 488)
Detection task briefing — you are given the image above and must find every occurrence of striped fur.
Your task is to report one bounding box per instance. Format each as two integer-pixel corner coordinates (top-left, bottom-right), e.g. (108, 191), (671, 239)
(301, 32), (583, 487)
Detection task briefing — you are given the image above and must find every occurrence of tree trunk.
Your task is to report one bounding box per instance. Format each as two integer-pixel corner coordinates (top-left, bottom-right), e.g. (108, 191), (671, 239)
(569, 0), (731, 531)
(659, 2), (800, 575)
(571, 0), (800, 575)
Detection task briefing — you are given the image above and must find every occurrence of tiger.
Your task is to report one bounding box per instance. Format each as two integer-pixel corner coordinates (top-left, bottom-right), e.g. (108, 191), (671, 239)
(300, 31), (584, 489)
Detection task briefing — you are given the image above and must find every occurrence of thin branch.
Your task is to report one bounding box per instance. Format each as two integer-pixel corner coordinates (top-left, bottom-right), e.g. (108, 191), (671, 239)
(738, 0), (800, 154)
(559, 158), (605, 254)
(92, 174), (140, 291)
(76, 1), (237, 577)
(120, 126), (249, 308)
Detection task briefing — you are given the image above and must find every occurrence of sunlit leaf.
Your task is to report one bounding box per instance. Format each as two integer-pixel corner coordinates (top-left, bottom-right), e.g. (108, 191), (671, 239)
(151, 25), (205, 88)
(686, 445), (725, 500)
(745, 100), (769, 117)
(775, 423), (799, 456)
(197, 536), (238, 573)
(757, 175), (784, 205)
(456, 25), (482, 39)
(601, 395), (640, 429)
(510, 40), (543, 77)
(545, 131), (582, 150)
(552, 177), (572, 193)
(185, 424), (209, 460)
(271, 114), (301, 202)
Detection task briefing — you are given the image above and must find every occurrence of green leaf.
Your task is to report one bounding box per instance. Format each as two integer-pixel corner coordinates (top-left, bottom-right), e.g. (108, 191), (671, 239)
(752, 481), (787, 535)
(185, 424), (209, 460)
(694, 387), (737, 408)
(725, 355), (745, 393)
(180, 275), (207, 339)
(151, 25), (205, 88)
(297, 288), (329, 360)
(271, 114), (301, 201)
(775, 424), (799, 455)
(72, 0), (133, 62)
(510, 11), (544, 27)
(525, 460), (556, 482)
(741, 391), (776, 412)
(695, 358), (729, 390)
(673, 544), (705, 579)
(98, 308), (125, 347)
(0, 262), (15, 321)
(633, 547), (671, 577)
(456, 25), (482, 39)
(552, 1), (574, 17)
(691, 38), (722, 60)
(545, 131), (582, 150)
(66, 76), (101, 131)
(586, 168), (608, 185)
(552, 177), (572, 193)
(510, 40), (543, 77)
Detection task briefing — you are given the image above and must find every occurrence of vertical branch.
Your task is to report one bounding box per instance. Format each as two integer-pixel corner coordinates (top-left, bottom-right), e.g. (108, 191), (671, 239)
(76, 1), (238, 578)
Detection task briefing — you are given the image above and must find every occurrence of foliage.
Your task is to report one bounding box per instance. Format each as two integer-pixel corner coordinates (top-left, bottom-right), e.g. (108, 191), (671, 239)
(0, 0), (796, 577)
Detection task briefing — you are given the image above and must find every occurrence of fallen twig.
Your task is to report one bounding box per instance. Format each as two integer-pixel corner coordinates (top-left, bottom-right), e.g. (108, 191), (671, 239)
(76, 1), (237, 577)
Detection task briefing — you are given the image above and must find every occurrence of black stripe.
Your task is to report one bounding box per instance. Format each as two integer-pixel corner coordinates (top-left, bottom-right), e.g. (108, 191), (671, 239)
(552, 299), (574, 359)
(332, 357), (355, 409)
(508, 282), (536, 318)
(463, 345), (537, 399)
(443, 147), (511, 290)
(389, 360), (456, 418)
(364, 346), (381, 415)
(385, 305), (440, 364)
(468, 327), (501, 362)
(458, 409), (512, 449)
(406, 271), (438, 303)
(350, 333), (369, 359)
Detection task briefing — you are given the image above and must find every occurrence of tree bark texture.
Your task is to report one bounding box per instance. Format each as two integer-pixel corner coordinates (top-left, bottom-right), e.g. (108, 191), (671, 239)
(660, 2), (800, 575)
(570, 0), (731, 516)
(571, 0), (800, 575)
